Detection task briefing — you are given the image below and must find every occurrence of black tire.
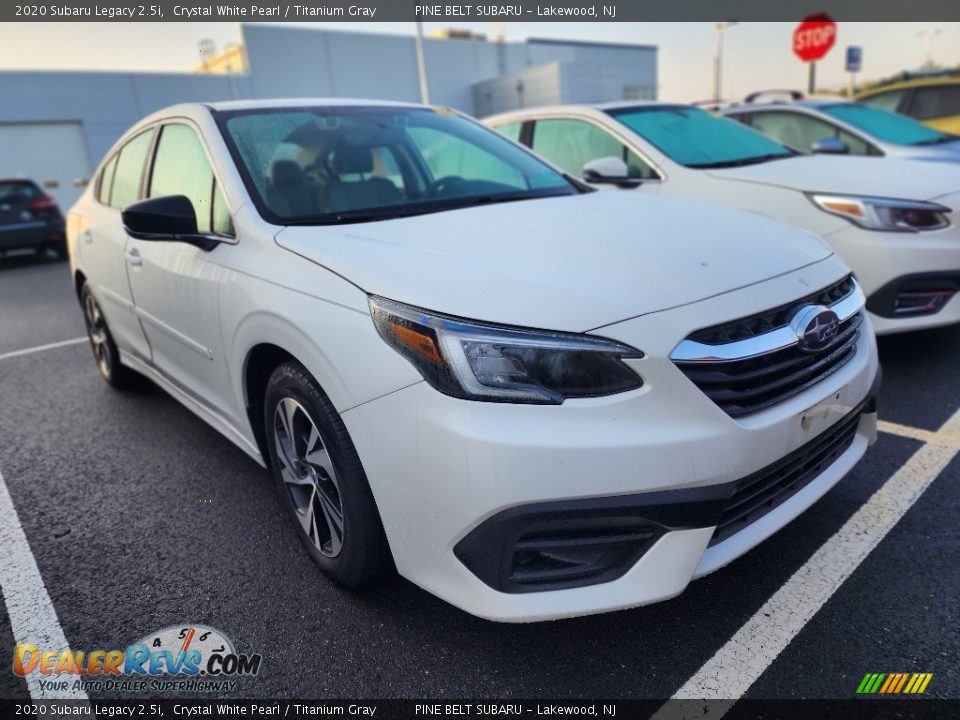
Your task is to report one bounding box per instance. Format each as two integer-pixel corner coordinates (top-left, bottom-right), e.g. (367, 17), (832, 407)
(49, 243), (68, 260)
(264, 360), (390, 587)
(80, 283), (140, 390)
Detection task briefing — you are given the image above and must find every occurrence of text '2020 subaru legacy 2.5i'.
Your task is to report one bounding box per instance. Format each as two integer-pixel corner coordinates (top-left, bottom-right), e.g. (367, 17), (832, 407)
(67, 100), (880, 621)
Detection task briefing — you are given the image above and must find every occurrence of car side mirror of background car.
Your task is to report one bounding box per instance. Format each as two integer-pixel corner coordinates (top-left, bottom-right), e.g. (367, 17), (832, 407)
(811, 138), (849, 155)
(582, 157), (643, 188)
(122, 195), (222, 251)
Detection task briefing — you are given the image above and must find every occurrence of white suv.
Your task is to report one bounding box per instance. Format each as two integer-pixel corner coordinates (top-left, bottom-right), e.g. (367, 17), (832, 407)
(68, 100), (879, 621)
(486, 102), (960, 334)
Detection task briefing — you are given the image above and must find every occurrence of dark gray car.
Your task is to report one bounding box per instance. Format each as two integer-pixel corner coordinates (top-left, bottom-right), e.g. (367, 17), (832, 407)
(0, 179), (66, 258)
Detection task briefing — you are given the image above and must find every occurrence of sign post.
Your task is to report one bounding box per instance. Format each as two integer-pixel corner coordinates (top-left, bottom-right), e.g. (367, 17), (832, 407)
(793, 14), (837, 95)
(846, 45), (863, 98)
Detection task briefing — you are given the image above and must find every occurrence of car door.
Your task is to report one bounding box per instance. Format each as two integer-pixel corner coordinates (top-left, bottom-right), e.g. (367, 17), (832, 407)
(125, 121), (237, 418)
(77, 129), (154, 360)
(527, 117), (661, 189)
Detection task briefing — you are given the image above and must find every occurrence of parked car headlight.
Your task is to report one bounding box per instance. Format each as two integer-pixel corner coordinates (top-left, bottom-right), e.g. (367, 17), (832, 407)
(808, 194), (951, 232)
(369, 296), (644, 404)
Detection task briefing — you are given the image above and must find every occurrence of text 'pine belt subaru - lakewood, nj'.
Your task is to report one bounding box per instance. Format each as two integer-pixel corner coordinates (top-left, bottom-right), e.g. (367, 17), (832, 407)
(68, 100), (880, 621)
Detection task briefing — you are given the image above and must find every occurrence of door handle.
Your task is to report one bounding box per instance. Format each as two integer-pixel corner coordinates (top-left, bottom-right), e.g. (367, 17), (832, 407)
(80, 230), (93, 245)
(125, 247), (142, 267)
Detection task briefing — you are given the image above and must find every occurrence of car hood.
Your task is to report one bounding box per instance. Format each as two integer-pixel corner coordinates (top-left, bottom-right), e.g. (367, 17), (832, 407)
(708, 155), (960, 202)
(276, 192), (834, 332)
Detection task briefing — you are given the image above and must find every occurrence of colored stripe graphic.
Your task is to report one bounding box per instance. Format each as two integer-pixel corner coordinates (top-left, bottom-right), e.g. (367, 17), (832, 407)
(857, 672), (932, 694)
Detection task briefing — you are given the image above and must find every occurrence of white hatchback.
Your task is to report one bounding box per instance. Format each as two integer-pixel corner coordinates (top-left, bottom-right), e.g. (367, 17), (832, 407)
(68, 100), (879, 621)
(486, 102), (960, 334)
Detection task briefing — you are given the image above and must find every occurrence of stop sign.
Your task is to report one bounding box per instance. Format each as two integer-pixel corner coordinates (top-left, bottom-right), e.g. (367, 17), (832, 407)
(793, 13), (837, 62)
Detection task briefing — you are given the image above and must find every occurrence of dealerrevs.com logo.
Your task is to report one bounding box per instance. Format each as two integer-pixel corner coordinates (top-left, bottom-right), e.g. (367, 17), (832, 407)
(12, 624), (262, 694)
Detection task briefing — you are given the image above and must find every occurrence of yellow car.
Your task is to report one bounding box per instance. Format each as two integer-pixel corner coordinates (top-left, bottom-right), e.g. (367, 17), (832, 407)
(856, 77), (960, 134)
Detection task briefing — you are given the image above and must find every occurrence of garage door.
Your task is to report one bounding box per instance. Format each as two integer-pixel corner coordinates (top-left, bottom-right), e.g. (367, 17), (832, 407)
(0, 122), (93, 210)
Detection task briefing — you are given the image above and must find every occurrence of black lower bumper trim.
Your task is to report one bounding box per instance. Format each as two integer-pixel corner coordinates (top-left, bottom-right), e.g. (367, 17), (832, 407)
(866, 272), (960, 319)
(455, 381), (879, 594)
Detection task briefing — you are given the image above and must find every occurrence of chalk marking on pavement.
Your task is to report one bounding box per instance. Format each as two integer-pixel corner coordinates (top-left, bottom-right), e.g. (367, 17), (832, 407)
(0, 337), (87, 362)
(656, 404), (960, 717)
(0, 469), (90, 700)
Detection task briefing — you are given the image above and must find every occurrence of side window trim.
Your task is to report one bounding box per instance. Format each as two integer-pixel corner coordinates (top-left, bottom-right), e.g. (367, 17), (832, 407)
(900, 88), (919, 117)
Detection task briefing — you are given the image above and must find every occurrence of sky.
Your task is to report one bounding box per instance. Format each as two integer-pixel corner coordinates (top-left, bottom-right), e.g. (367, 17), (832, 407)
(1, 22), (958, 102)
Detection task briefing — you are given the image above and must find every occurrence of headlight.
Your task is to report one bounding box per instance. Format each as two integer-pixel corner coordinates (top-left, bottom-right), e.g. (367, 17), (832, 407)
(369, 296), (644, 404)
(808, 194), (950, 232)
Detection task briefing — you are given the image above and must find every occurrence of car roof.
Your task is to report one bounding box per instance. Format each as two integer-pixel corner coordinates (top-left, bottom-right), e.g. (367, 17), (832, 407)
(203, 98), (429, 112)
(858, 75), (960, 95)
(485, 101), (694, 123)
(725, 98), (846, 113)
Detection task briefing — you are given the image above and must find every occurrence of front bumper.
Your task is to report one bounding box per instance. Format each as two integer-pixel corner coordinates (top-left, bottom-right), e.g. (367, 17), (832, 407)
(823, 221), (960, 335)
(342, 262), (880, 621)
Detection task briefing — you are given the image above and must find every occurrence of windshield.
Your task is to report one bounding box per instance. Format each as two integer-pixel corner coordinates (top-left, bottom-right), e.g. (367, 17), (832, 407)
(216, 106), (575, 224)
(820, 103), (952, 146)
(608, 105), (794, 168)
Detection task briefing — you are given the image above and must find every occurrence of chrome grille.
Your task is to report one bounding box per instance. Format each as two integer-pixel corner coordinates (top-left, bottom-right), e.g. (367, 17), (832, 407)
(688, 275), (855, 345)
(672, 278), (865, 418)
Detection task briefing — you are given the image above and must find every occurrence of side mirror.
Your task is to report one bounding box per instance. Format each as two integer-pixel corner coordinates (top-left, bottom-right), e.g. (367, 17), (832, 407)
(122, 195), (221, 251)
(582, 156), (643, 188)
(811, 137), (849, 155)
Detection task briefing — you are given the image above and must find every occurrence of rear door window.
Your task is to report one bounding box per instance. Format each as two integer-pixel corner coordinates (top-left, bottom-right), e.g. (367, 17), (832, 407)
(97, 155), (118, 205)
(110, 130), (154, 210)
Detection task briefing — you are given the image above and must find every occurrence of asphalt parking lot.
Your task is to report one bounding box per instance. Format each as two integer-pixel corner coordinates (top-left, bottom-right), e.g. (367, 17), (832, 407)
(0, 253), (958, 702)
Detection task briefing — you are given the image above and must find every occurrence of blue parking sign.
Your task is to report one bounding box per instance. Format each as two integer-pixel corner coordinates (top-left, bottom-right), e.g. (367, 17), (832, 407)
(846, 46), (863, 73)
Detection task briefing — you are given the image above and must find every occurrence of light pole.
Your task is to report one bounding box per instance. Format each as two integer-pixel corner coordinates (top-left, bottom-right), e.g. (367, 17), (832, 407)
(713, 22), (738, 102)
(916, 28), (942, 69)
(414, 21), (430, 104)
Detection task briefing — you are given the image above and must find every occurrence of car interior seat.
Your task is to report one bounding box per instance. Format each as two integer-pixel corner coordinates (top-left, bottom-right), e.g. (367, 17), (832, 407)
(266, 160), (319, 217)
(326, 144), (403, 213)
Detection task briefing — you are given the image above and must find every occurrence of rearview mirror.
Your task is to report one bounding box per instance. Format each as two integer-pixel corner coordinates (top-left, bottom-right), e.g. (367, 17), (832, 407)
(122, 195), (221, 251)
(582, 156), (643, 188)
(811, 137), (849, 155)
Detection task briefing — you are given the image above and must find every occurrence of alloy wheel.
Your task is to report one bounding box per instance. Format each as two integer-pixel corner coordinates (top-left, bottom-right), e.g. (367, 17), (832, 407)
(273, 397), (345, 558)
(83, 292), (113, 379)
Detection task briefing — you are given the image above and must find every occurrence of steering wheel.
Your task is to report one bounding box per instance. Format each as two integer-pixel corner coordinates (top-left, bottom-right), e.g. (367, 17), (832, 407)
(422, 175), (466, 198)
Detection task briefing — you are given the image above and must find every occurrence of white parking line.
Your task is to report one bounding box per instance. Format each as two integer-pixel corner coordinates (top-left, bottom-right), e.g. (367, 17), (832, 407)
(659, 404), (960, 715)
(0, 469), (89, 700)
(0, 337), (87, 362)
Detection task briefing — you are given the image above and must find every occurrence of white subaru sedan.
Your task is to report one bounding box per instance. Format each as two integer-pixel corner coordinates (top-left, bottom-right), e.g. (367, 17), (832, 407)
(68, 100), (879, 621)
(485, 102), (960, 334)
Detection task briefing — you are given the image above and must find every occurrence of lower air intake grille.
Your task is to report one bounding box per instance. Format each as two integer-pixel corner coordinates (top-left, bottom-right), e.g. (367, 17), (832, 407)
(709, 404), (864, 546)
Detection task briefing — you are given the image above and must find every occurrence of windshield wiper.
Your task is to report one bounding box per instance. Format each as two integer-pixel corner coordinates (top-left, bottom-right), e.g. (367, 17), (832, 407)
(912, 135), (959, 146)
(282, 191), (566, 226)
(689, 153), (793, 169)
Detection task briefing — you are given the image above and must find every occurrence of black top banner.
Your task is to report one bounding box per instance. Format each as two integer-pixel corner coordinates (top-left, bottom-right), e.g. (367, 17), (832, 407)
(3, 0), (960, 22)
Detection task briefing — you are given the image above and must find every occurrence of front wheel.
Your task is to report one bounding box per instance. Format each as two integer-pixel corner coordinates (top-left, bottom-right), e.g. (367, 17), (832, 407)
(264, 361), (390, 587)
(81, 284), (139, 390)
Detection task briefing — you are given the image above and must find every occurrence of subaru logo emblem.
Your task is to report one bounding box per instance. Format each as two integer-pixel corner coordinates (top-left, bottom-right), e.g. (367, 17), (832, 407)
(791, 305), (840, 352)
